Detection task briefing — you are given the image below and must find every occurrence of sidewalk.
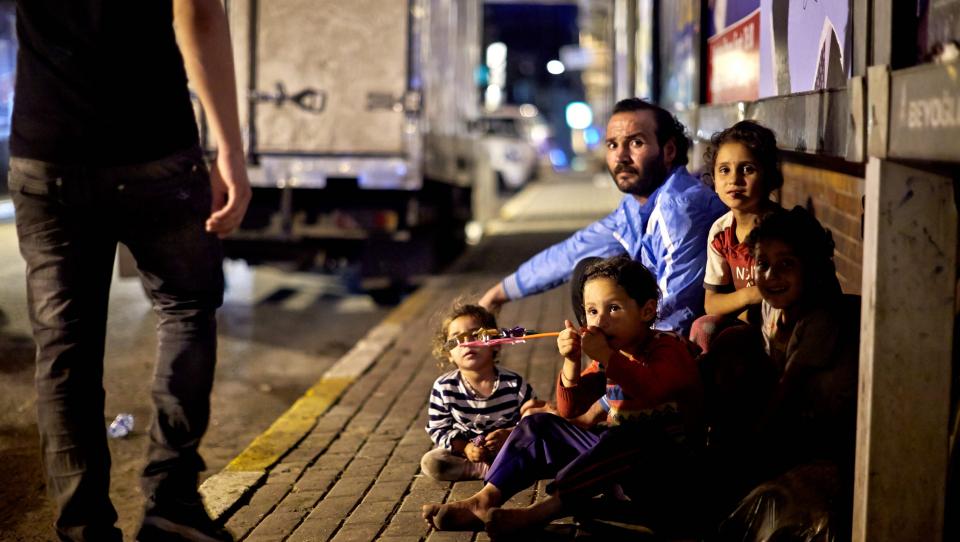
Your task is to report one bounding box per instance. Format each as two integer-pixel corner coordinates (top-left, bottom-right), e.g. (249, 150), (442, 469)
(199, 175), (646, 541)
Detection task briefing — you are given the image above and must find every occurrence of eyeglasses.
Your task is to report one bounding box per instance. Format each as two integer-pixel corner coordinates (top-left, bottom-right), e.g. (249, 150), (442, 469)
(443, 328), (499, 351)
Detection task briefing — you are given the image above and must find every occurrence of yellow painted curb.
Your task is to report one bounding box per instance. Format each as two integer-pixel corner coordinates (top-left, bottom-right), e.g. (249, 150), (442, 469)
(202, 280), (434, 519)
(225, 376), (353, 472)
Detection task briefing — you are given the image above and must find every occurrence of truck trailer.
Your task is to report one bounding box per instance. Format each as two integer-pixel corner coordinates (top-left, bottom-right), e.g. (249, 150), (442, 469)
(211, 0), (485, 291)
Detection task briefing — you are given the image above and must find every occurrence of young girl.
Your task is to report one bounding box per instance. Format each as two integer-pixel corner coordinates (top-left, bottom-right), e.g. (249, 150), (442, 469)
(714, 207), (859, 537)
(691, 120), (784, 352)
(422, 256), (703, 535)
(421, 302), (535, 481)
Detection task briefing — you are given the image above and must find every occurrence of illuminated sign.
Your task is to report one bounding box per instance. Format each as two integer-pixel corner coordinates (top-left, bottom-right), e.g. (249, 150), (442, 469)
(707, 8), (760, 104)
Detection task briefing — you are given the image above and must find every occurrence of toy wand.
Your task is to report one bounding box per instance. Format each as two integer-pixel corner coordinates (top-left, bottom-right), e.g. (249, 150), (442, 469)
(457, 326), (561, 348)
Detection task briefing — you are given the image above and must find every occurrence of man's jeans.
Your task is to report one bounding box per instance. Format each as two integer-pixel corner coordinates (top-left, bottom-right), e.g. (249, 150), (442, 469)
(9, 147), (224, 542)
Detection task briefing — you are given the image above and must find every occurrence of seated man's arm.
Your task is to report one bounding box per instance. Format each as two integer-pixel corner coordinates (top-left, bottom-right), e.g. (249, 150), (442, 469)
(479, 200), (630, 310)
(643, 197), (722, 335)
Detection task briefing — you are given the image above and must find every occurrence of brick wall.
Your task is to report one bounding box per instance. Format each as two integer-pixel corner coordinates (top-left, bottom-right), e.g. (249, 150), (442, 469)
(779, 161), (865, 295)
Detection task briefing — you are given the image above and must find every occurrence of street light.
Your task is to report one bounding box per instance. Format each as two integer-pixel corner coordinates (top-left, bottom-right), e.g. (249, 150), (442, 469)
(564, 101), (592, 130)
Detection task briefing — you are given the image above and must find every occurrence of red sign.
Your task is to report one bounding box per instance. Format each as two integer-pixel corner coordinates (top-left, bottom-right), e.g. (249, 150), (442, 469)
(707, 8), (760, 104)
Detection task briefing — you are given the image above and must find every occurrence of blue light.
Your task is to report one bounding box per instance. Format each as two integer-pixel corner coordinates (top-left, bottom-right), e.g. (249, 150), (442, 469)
(582, 126), (601, 147)
(549, 149), (569, 169)
(474, 65), (490, 86)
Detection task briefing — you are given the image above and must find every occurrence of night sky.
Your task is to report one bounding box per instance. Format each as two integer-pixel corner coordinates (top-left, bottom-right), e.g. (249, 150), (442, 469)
(483, 2), (583, 158)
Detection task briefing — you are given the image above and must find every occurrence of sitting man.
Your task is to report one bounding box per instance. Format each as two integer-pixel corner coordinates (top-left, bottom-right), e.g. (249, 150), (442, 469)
(479, 98), (726, 336)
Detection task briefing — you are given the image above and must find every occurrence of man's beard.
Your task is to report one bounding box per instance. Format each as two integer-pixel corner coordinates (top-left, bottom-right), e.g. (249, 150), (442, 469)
(610, 157), (668, 197)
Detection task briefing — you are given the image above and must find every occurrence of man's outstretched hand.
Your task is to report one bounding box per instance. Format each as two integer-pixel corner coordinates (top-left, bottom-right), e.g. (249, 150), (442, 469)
(478, 282), (509, 312)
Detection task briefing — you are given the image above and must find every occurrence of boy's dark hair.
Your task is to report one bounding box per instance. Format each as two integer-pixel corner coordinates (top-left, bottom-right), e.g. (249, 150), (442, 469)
(700, 120), (783, 194)
(431, 301), (498, 363)
(612, 97), (690, 167)
(578, 255), (661, 324)
(701, 120), (784, 193)
(745, 206), (842, 301)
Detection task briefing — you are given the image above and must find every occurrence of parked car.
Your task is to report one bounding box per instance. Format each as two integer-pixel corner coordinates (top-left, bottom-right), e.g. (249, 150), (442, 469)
(472, 105), (546, 191)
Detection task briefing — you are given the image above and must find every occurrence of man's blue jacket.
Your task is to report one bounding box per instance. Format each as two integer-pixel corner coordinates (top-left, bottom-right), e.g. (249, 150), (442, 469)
(500, 166), (727, 335)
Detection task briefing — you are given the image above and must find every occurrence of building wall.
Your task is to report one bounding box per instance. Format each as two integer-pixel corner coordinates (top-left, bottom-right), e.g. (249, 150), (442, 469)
(780, 161), (865, 295)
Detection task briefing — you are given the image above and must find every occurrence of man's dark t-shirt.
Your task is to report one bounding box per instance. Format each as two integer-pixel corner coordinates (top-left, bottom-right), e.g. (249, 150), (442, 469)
(11, 0), (199, 165)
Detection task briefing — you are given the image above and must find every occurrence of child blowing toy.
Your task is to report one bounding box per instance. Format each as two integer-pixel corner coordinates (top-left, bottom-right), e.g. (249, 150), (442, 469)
(423, 256), (703, 536)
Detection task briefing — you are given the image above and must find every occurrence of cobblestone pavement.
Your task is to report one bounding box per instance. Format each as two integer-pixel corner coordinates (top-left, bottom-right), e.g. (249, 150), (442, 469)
(200, 178), (668, 541)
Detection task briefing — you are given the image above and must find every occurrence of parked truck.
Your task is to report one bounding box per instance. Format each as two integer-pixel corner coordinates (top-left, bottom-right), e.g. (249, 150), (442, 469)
(211, 0), (485, 290)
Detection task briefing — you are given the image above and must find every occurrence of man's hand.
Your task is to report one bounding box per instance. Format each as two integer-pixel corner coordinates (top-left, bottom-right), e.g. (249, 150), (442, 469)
(464, 441), (486, 463)
(206, 151), (251, 237)
(483, 429), (511, 455)
(581, 326), (614, 365)
(520, 398), (560, 418)
(478, 282), (509, 312)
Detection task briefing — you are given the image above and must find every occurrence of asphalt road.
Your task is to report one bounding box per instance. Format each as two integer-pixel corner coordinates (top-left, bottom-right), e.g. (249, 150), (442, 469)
(0, 222), (392, 541)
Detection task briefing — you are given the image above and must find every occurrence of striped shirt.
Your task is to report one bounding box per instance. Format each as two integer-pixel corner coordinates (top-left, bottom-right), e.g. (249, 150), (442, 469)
(426, 367), (535, 449)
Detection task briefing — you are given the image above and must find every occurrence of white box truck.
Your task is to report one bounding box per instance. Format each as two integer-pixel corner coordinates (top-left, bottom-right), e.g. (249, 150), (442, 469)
(209, 0), (485, 290)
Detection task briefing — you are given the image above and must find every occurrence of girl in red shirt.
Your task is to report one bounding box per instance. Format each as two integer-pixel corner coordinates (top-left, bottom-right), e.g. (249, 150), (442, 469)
(691, 121), (784, 352)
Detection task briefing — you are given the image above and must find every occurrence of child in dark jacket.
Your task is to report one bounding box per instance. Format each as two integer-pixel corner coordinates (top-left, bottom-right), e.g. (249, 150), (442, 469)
(708, 207), (859, 539)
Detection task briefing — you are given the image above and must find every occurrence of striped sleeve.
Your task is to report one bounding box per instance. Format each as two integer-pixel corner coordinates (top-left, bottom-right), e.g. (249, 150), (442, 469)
(425, 371), (461, 448)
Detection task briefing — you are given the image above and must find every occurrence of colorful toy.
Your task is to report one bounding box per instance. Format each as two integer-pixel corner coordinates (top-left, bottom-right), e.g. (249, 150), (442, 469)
(456, 326), (561, 348)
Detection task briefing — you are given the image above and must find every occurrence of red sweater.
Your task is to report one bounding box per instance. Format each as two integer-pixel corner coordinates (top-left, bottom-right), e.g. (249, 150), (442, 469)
(556, 331), (703, 433)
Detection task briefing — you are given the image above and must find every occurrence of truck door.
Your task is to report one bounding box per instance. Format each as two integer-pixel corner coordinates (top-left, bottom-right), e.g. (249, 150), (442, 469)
(244, 0), (410, 156)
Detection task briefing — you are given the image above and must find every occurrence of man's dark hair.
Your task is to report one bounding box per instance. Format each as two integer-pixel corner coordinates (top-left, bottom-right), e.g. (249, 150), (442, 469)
(701, 120), (784, 193)
(611, 97), (690, 167)
(578, 255), (661, 324)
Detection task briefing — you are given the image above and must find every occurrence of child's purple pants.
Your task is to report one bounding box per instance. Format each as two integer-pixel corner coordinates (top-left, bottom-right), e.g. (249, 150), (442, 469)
(484, 413), (601, 500)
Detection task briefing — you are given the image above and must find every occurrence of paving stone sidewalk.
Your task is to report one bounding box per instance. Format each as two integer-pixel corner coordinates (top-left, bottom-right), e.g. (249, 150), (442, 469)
(207, 231), (661, 541)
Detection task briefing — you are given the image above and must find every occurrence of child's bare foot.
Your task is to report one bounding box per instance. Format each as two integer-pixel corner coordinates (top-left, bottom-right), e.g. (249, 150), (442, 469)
(484, 496), (564, 536)
(421, 497), (486, 531)
(484, 507), (540, 536)
(421, 503), (443, 529)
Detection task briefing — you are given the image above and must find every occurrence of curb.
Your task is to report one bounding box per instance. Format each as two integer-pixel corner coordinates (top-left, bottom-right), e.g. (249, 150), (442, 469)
(199, 285), (433, 519)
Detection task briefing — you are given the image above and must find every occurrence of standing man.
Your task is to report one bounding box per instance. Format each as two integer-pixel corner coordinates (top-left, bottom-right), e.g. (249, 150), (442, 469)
(8, 1), (250, 541)
(479, 98), (725, 335)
